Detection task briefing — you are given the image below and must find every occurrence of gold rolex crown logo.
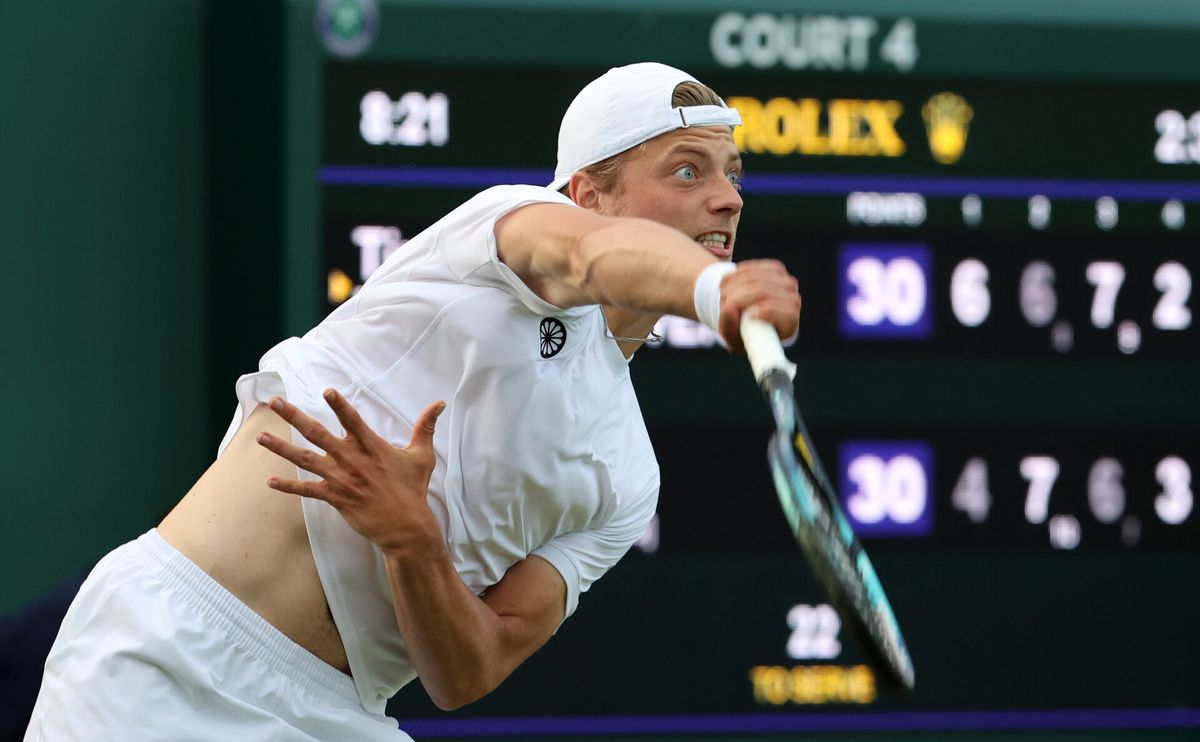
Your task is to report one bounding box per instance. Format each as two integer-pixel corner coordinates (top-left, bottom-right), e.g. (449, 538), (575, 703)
(922, 92), (973, 165)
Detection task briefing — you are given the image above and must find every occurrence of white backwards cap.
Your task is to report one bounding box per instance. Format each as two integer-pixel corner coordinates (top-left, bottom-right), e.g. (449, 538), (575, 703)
(548, 62), (742, 192)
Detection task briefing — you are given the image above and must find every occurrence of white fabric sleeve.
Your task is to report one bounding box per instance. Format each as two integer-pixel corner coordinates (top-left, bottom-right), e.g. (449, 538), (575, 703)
(439, 184), (580, 316)
(530, 478), (660, 620)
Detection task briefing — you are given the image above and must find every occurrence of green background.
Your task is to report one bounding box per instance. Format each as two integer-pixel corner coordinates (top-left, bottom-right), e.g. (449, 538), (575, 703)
(1, 0), (209, 611)
(1, 0), (286, 614)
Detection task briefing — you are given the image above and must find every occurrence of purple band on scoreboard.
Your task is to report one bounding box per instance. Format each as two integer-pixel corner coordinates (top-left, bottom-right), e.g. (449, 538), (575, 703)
(839, 440), (934, 537)
(838, 243), (933, 339)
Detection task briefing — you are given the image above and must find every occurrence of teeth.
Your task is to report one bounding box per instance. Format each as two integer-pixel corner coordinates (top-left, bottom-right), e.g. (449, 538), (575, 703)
(697, 233), (728, 248)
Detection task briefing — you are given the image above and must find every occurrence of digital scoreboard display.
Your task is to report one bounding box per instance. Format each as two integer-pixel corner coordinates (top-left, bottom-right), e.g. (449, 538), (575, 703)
(284, 1), (1200, 736)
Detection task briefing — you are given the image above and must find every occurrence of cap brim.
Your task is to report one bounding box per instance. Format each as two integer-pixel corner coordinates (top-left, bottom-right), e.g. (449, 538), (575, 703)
(547, 174), (571, 192)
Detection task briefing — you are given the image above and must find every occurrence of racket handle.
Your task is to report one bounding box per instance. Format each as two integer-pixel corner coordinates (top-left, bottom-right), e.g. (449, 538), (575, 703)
(740, 315), (797, 383)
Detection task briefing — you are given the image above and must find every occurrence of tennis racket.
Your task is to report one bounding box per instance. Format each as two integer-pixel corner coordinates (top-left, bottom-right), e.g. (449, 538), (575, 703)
(741, 315), (916, 694)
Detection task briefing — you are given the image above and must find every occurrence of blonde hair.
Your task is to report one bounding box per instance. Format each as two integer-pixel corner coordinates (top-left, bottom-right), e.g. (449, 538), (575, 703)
(564, 81), (725, 196)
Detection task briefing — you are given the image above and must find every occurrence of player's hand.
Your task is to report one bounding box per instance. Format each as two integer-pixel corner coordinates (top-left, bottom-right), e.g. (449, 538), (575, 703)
(717, 259), (801, 353)
(255, 390), (447, 558)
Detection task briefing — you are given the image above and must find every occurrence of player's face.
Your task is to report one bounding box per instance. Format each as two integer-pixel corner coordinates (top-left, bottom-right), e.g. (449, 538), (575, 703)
(605, 127), (744, 261)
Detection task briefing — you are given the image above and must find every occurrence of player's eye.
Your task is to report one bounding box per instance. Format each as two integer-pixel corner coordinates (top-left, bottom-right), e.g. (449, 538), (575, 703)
(727, 170), (744, 190)
(673, 165), (697, 181)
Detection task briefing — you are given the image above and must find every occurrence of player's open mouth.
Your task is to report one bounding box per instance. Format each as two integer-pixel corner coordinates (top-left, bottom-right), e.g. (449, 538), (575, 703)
(697, 231), (732, 258)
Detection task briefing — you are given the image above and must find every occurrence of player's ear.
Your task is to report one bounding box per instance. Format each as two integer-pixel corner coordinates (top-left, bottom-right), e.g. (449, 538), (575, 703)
(570, 173), (602, 211)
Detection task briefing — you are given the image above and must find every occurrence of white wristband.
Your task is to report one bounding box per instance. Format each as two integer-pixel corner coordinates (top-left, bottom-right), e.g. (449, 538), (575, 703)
(693, 262), (738, 332)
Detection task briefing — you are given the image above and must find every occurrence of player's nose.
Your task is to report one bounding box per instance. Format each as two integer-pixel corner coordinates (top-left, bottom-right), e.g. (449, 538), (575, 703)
(709, 176), (743, 216)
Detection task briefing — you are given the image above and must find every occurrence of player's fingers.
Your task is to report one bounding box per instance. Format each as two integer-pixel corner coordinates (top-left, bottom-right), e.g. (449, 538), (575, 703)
(719, 291), (800, 353)
(729, 257), (787, 274)
(744, 285), (802, 335)
(266, 476), (332, 503)
(724, 270), (798, 302)
(407, 401), (446, 454)
(321, 389), (380, 449)
(725, 259), (793, 289)
(268, 397), (342, 453)
(720, 260), (784, 293)
(724, 272), (800, 331)
(257, 431), (331, 479)
(747, 299), (801, 341)
(719, 302), (746, 353)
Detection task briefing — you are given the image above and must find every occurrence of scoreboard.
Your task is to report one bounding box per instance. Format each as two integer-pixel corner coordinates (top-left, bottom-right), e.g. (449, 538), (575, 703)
(284, 0), (1200, 736)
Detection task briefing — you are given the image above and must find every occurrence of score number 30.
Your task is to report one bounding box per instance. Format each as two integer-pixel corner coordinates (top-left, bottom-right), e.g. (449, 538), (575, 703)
(839, 244), (933, 338)
(839, 441), (934, 536)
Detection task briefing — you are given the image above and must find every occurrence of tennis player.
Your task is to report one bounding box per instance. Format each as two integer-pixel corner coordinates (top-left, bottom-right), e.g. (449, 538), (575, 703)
(26, 62), (800, 740)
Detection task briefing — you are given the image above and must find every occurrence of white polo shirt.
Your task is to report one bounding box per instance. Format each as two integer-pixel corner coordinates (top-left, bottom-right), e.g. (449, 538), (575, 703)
(219, 185), (660, 714)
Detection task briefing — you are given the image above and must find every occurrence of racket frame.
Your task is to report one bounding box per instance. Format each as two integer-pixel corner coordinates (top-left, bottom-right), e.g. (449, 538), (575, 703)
(743, 317), (916, 693)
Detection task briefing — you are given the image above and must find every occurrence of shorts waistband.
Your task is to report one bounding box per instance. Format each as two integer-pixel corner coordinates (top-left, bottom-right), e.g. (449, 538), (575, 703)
(136, 529), (361, 707)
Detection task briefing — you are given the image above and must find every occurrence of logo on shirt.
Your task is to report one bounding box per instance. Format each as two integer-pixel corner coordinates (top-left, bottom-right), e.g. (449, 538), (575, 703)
(539, 318), (567, 358)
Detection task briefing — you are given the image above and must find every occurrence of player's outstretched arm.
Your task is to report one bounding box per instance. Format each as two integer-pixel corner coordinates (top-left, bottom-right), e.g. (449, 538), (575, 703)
(256, 391), (567, 711)
(494, 204), (800, 352)
(496, 204), (712, 317)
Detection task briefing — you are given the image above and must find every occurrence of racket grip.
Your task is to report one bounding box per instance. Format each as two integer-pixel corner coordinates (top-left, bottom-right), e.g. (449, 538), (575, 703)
(740, 315), (797, 383)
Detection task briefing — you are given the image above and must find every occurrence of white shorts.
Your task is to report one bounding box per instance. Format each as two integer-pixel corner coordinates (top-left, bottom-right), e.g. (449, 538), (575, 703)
(25, 530), (412, 742)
